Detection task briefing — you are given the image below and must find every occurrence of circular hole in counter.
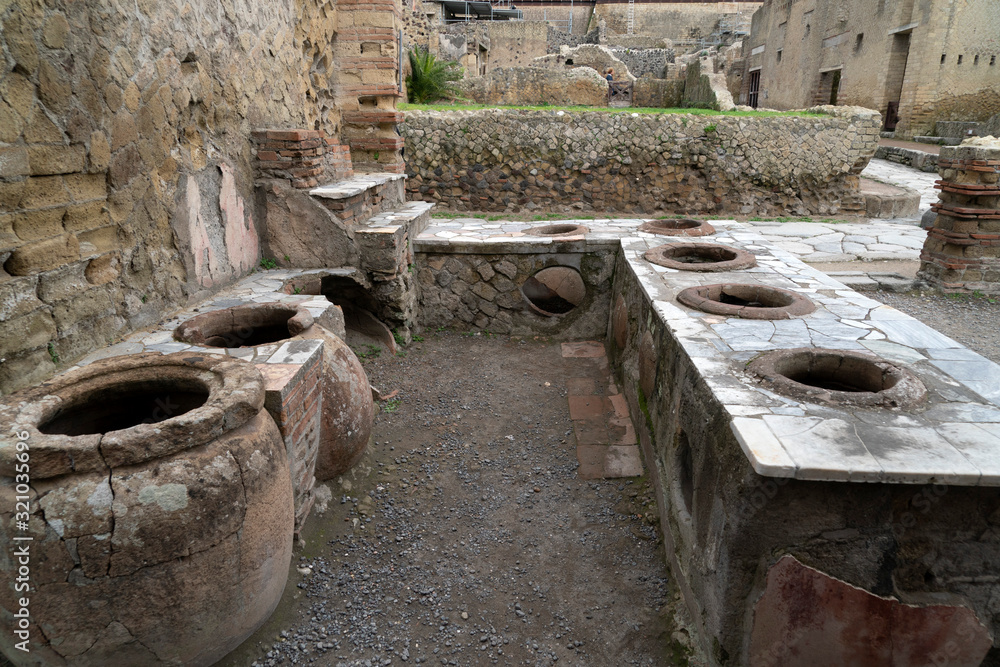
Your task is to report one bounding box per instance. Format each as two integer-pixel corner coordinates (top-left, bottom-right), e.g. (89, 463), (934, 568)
(644, 243), (757, 272)
(525, 224), (589, 237)
(638, 218), (716, 237)
(677, 283), (815, 319)
(747, 348), (927, 409)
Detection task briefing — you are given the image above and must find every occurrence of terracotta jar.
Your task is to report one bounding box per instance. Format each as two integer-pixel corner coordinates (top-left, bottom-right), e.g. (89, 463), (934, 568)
(0, 352), (293, 666)
(173, 303), (374, 479)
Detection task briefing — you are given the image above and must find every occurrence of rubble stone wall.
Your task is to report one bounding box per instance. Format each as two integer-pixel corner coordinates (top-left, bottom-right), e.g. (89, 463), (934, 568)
(609, 48), (674, 79)
(0, 0), (339, 393)
(415, 247), (616, 338)
(400, 106), (880, 215)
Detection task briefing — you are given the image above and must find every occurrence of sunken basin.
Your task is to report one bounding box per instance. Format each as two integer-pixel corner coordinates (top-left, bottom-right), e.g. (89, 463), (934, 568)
(525, 223), (589, 237)
(0, 353), (292, 666)
(638, 218), (716, 237)
(521, 266), (587, 316)
(677, 283), (815, 319)
(747, 348), (927, 409)
(175, 303), (374, 481)
(644, 243), (757, 272)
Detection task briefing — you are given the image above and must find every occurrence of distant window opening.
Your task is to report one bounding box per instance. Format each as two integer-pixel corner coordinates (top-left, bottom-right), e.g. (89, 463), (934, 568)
(941, 54), (947, 65)
(975, 55), (980, 66)
(776, 49), (783, 63)
(804, 24), (810, 38)
(855, 34), (864, 52)
(958, 54), (964, 65)
(992, 55), (997, 66)
(565, 58), (574, 65)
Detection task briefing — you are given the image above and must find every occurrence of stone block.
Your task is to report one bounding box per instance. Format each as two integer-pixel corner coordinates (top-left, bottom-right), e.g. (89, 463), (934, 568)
(37, 261), (91, 302)
(0, 275), (43, 321)
(4, 233), (79, 275)
(0, 146), (29, 178)
(63, 201), (109, 232)
(77, 225), (120, 256)
(19, 176), (71, 209)
(12, 207), (65, 242)
(64, 173), (108, 202)
(0, 309), (57, 355)
(50, 286), (114, 329)
(28, 144), (87, 176)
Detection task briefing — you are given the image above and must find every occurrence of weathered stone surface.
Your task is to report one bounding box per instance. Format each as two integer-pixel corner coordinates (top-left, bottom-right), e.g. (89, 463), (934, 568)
(0, 353), (293, 664)
(401, 106), (880, 215)
(0, 0), (367, 393)
(458, 67), (610, 107)
(4, 233), (80, 275)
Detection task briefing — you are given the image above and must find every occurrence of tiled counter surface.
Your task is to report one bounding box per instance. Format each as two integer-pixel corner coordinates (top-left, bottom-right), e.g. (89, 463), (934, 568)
(618, 224), (1000, 487)
(416, 217), (1000, 487)
(67, 270), (352, 371)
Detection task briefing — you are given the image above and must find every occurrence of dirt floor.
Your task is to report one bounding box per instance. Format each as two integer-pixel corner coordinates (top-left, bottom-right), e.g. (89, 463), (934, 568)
(221, 333), (698, 667)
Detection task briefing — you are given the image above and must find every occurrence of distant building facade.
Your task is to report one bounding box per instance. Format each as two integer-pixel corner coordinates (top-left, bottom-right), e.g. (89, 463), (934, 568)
(740, 0), (1000, 138)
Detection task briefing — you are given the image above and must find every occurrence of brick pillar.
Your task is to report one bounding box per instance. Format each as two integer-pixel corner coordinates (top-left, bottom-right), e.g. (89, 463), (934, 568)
(919, 140), (1000, 293)
(251, 129), (354, 188)
(334, 0), (406, 174)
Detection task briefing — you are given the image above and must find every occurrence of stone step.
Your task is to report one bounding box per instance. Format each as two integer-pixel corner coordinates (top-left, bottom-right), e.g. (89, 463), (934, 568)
(308, 173), (406, 226)
(309, 173), (405, 201)
(355, 201), (435, 278)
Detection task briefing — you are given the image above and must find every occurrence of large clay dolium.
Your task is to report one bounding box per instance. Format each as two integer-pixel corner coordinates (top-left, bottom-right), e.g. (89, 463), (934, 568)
(173, 303), (374, 480)
(0, 353), (293, 666)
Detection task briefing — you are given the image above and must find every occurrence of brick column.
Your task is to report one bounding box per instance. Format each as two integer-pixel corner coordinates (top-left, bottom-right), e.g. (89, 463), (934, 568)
(919, 140), (1000, 293)
(334, 0), (406, 174)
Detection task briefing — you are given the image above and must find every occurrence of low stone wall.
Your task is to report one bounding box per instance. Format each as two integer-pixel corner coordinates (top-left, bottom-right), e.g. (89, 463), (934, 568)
(456, 67), (609, 107)
(633, 78), (685, 108)
(400, 106), (880, 215)
(415, 245), (615, 338)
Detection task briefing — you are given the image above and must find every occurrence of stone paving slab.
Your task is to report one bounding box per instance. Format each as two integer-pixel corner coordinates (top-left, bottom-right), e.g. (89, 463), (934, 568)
(561, 340), (643, 480)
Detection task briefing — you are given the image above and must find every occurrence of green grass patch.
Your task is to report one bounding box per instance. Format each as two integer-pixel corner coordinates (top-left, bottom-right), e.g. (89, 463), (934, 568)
(400, 102), (826, 118)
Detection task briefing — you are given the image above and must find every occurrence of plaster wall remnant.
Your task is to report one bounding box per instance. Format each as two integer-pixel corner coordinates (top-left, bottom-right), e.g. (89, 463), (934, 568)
(400, 106), (879, 215)
(742, 0), (1000, 138)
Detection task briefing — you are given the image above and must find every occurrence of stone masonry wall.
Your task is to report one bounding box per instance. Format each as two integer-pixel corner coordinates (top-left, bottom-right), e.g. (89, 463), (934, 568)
(547, 26), (601, 53)
(0, 0), (339, 394)
(593, 2), (761, 41)
(415, 248), (616, 338)
(400, 106), (880, 215)
(609, 48), (674, 79)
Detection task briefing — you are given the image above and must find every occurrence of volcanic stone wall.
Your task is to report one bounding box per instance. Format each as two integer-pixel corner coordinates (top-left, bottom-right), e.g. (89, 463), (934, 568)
(0, 0), (341, 393)
(415, 246), (616, 337)
(400, 106), (880, 215)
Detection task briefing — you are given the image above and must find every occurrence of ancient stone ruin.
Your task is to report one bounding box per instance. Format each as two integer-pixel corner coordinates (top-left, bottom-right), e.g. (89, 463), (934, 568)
(2, 1), (1000, 666)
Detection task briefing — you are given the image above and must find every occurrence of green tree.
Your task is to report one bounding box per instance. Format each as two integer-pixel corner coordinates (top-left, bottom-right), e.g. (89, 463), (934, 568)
(406, 48), (462, 103)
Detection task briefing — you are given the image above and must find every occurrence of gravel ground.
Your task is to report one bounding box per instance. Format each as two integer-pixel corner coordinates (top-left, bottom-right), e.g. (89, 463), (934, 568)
(874, 289), (1000, 364)
(221, 333), (699, 667)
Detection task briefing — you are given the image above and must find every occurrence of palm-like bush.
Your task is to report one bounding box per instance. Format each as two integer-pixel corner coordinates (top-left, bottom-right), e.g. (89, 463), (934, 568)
(406, 48), (463, 103)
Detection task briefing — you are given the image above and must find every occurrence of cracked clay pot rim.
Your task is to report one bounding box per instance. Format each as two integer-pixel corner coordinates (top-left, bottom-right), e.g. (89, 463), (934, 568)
(0, 352), (265, 478)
